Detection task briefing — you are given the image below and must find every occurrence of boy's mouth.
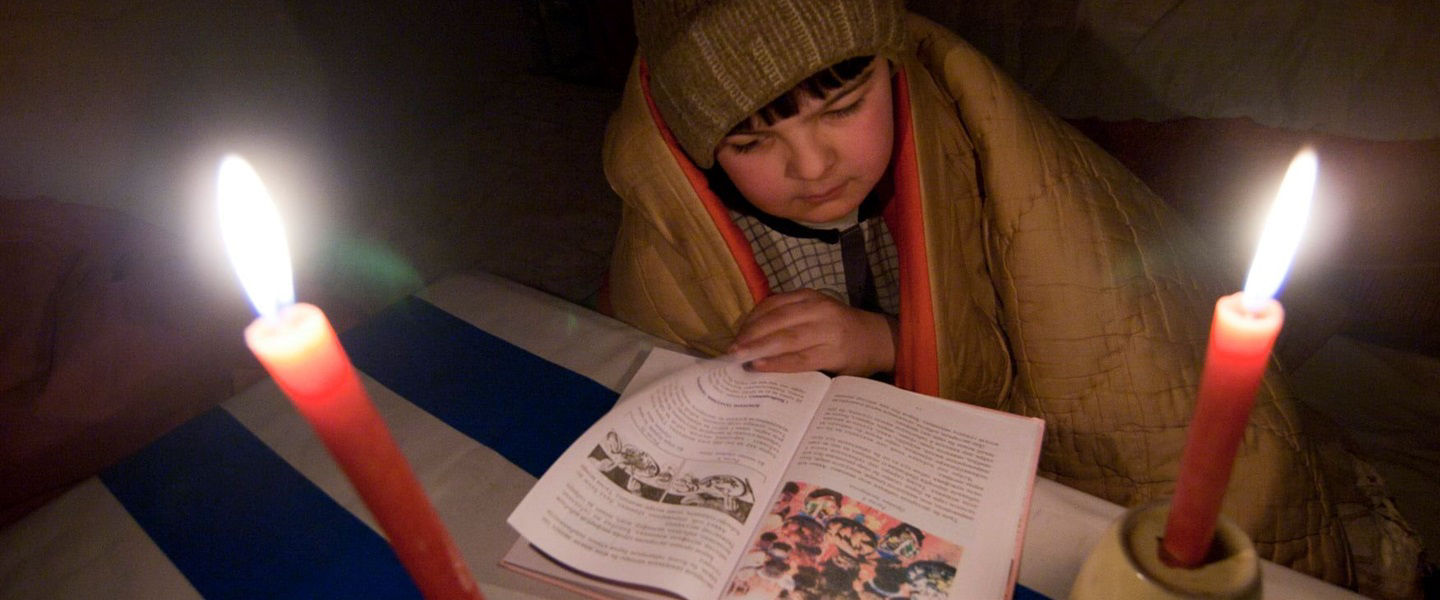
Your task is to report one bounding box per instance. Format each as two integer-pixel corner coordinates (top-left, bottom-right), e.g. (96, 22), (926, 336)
(798, 182), (846, 204)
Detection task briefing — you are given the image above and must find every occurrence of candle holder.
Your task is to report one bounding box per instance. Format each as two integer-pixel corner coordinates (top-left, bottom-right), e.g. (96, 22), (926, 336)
(1070, 500), (1261, 599)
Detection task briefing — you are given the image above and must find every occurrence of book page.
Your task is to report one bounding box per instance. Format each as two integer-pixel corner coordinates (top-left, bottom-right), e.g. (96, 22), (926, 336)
(508, 349), (832, 600)
(717, 376), (1043, 600)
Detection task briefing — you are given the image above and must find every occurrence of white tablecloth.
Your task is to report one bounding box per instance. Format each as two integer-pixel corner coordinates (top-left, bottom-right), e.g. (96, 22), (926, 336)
(0, 272), (1362, 599)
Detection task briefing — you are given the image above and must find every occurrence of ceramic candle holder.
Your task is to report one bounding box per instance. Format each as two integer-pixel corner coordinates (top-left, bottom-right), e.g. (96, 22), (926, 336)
(1069, 500), (1261, 599)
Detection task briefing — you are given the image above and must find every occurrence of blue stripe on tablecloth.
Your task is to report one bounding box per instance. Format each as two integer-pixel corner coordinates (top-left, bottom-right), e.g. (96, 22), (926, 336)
(100, 294), (1049, 599)
(1015, 580), (1050, 599)
(100, 408), (421, 600)
(338, 296), (1051, 599)
(339, 295), (619, 478)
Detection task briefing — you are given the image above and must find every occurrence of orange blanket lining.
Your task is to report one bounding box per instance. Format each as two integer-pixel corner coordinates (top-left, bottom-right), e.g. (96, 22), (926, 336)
(638, 60), (771, 302)
(637, 62), (939, 394)
(882, 72), (940, 396)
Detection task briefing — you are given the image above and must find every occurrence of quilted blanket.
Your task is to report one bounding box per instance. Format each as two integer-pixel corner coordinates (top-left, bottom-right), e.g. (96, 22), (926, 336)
(929, 19), (1422, 594)
(601, 13), (1424, 598)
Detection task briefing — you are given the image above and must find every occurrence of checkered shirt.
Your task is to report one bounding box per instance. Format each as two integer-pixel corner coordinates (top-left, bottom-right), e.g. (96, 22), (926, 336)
(730, 210), (901, 315)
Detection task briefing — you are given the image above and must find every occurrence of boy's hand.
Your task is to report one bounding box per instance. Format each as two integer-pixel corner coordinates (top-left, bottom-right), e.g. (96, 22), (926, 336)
(727, 289), (897, 377)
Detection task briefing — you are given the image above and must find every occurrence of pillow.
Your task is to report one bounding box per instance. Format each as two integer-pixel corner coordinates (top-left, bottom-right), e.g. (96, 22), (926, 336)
(0, 197), (255, 525)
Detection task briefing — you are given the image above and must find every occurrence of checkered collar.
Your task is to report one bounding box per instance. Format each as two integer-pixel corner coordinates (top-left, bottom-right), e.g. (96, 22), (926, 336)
(704, 167), (888, 243)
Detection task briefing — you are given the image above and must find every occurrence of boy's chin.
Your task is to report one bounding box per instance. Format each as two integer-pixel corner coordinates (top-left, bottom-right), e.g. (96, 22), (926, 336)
(789, 196), (867, 224)
(798, 206), (861, 225)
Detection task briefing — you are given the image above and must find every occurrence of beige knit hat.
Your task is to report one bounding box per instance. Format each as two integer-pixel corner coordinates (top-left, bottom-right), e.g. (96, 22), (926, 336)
(634, 0), (908, 168)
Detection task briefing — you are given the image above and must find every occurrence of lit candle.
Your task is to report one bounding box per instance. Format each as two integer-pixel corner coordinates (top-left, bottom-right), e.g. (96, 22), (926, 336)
(1161, 149), (1318, 567)
(218, 155), (482, 599)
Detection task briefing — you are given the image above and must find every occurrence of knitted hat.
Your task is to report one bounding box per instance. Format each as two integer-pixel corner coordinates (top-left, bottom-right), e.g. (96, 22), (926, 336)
(634, 0), (908, 168)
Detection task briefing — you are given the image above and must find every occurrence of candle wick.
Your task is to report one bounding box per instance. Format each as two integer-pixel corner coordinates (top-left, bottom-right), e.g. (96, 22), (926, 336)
(1238, 290), (1269, 316)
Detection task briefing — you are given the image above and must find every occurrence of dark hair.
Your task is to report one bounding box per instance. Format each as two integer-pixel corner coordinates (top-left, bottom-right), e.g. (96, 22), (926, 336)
(703, 56), (886, 230)
(731, 55), (875, 133)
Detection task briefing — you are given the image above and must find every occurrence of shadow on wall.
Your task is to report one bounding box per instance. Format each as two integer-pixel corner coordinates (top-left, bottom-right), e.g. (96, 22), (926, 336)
(1, 1), (637, 336)
(278, 0), (629, 328)
(909, 0), (1440, 140)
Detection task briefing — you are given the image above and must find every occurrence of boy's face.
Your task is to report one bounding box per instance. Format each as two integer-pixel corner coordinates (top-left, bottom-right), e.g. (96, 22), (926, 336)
(715, 58), (894, 224)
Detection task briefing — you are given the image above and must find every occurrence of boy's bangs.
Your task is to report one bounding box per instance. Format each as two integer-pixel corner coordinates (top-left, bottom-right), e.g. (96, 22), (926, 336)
(746, 55), (876, 129)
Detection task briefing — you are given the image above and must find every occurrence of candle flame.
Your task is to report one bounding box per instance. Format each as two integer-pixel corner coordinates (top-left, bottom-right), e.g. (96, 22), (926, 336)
(1241, 148), (1316, 313)
(217, 154), (295, 318)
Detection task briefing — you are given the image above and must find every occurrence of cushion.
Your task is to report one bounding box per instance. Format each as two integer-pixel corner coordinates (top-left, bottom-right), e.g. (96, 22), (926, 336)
(0, 197), (255, 525)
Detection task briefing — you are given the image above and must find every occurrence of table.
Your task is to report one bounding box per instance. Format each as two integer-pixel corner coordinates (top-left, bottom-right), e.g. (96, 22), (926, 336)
(0, 272), (1363, 599)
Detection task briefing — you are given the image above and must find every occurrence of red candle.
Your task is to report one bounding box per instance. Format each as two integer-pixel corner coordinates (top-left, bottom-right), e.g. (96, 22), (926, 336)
(219, 155), (482, 599)
(1161, 149), (1317, 568)
(1162, 293), (1282, 566)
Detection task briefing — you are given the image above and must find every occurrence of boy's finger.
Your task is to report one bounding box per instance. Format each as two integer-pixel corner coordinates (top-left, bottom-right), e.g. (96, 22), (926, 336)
(744, 293), (845, 339)
(733, 320), (835, 365)
(741, 291), (817, 326)
(734, 303), (819, 347)
(730, 324), (803, 357)
(746, 346), (825, 374)
(726, 339), (784, 364)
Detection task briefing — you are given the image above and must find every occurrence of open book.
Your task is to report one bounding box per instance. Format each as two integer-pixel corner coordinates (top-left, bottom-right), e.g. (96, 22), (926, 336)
(504, 348), (1044, 600)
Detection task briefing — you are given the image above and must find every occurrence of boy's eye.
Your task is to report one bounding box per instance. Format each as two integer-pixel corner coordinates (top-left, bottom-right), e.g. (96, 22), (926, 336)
(725, 137), (764, 154)
(825, 97), (865, 119)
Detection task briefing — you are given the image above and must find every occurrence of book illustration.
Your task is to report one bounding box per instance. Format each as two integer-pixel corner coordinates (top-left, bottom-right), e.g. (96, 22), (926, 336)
(589, 430), (756, 523)
(505, 349), (1042, 600)
(722, 481), (962, 599)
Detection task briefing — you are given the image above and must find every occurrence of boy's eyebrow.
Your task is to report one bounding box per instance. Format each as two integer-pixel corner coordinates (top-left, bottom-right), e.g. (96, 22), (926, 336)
(728, 121), (762, 135)
(820, 61), (878, 109)
(726, 59), (879, 136)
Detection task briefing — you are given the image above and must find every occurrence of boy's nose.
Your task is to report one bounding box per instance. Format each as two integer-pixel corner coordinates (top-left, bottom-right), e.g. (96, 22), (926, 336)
(786, 134), (835, 180)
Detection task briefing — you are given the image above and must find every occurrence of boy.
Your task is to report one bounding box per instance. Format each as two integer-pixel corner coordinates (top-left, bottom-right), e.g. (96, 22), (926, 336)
(604, 0), (1415, 591)
(708, 53), (900, 377)
(620, 0), (917, 379)
(609, 0), (1009, 402)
